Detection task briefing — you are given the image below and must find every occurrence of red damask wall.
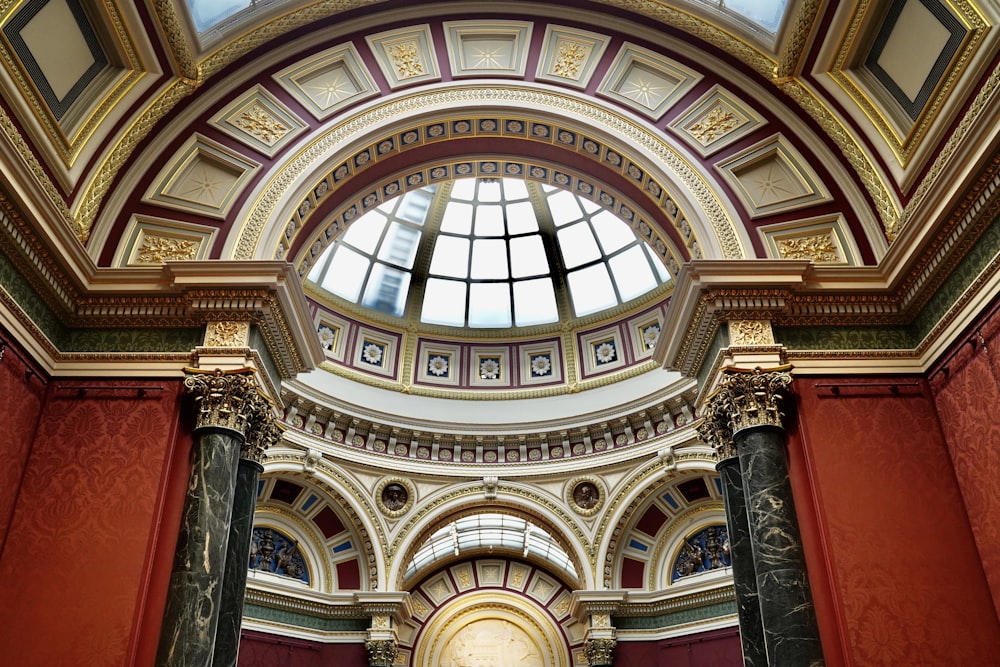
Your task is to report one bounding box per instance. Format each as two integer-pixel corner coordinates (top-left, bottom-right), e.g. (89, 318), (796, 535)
(238, 631), (368, 666)
(792, 376), (1000, 666)
(930, 308), (1000, 619)
(615, 626), (742, 665)
(0, 378), (191, 666)
(0, 335), (45, 550)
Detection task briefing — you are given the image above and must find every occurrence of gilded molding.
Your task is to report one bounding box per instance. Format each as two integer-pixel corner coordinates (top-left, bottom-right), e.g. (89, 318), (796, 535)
(148, 0), (199, 80)
(776, 80), (899, 238)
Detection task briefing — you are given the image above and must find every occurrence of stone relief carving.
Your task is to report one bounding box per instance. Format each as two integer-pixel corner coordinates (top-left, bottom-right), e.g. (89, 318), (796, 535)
(441, 619), (542, 667)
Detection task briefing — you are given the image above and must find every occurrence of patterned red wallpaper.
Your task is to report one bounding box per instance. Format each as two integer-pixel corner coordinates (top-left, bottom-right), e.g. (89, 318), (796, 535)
(793, 376), (1000, 665)
(0, 335), (45, 550)
(930, 309), (1000, 619)
(0, 379), (187, 666)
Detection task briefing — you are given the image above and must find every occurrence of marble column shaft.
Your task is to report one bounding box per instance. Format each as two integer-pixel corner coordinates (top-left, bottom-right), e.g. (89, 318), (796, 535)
(156, 426), (244, 667)
(716, 455), (766, 667)
(212, 456), (264, 667)
(736, 424), (824, 667)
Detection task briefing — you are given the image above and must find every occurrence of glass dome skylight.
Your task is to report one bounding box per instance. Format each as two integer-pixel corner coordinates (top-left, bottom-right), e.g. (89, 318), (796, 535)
(307, 178), (670, 328)
(404, 513), (577, 581)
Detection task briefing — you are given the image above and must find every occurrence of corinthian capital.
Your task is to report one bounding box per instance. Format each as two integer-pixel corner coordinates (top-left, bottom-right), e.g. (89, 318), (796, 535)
(366, 638), (398, 667)
(183, 368), (260, 433)
(242, 393), (283, 463)
(696, 397), (737, 461)
(715, 366), (793, 434)
(584, 637), (616, 665)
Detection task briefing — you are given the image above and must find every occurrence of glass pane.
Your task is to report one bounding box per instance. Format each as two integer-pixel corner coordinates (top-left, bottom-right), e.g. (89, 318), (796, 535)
(469, 283), (512, 327)
(323, 245), (370, 302)
(421, 279), (466, 326)
(505, 201), (538, 235)
(502, 178), (529, 199)
(609, 245), (656, 301)
(547, 189), (583, 225)
(441, 201), (473, 234)
(568, 264), (616, 316)
(429, 235), (470, 278)
(451, 178), (476, 200)
(478, 179), (502, 202)
(470, 239), (509, 279)
(361, 263), (411, 317)
(509, 235), (549, 278)
(397, 188), (433, 224)
(474, 205), (505, 236)
(376, 221), (421, 269)
(513, 278), (558, 326)
(557, 222), (602, 268)
(645, 243), (671, 281)
(590, 210), (635, 254)
(341, 212), (386, 254)
(580, 198), (602, 214)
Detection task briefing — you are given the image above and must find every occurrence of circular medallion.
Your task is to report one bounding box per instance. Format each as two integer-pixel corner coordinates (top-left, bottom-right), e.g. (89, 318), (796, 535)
(376, 478), (414, 517)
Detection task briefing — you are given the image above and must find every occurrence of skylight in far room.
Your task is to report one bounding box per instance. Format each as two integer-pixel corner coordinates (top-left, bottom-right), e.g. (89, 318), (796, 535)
(306, 178), (671, 329)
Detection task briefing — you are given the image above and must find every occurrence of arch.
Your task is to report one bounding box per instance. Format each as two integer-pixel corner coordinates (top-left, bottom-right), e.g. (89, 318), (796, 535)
(259, 452), (387, 590)
(229, 83), (746, 263)
(409, 585), (575, 667)
(386, 481), (594, 591)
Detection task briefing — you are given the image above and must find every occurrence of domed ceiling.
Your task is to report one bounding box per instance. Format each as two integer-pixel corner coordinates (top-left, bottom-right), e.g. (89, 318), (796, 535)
(1, 0), (996, 456)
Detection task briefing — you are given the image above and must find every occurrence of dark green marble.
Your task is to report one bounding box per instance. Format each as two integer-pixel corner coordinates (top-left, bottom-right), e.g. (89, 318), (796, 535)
(156, 427), (243, 667)
(736, 425), (824, 667)
(718, 456), (766, 667)
(213, 458), (263, 667)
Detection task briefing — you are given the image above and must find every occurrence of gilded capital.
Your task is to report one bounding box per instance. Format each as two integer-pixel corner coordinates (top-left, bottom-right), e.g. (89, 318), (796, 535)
(242, 393), (283, 463)
(366, 638), (398, 667)
(696, 397), (737, 461)
(584, 637), (616, 665)
(183, 368), (260, 434)
(716, 366), (793, 434)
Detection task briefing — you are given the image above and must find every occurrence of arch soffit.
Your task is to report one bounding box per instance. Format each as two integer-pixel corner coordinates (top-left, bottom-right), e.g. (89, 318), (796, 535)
(592, 446), (718, 587)
(260, 455), (387, 590)
(387, 483), (595, 592)
(228, 84), (747, 263)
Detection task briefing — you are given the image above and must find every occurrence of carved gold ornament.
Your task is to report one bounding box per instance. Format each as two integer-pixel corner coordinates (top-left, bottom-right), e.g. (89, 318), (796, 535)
(777, 233), (839, 262)
(553, 41), (587, 79)
(136, 235), (197, 262)
(389, 41), (424, 78)
(232, 102), (291, 146)
(688, 104), (739, 145)
(729, 320), (774, 346)
(205, 321), (250, 347)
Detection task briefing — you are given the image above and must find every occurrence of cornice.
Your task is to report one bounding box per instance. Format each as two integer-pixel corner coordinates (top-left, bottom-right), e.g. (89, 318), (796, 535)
(658, 159), (1000, 378)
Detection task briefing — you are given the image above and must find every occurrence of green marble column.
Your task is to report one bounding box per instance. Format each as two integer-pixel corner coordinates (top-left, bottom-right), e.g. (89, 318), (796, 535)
(699, 402), (766, 667)
(213, 396), (281, 667)
(714, 367), (824, 667)
(156, 369), (261, 667)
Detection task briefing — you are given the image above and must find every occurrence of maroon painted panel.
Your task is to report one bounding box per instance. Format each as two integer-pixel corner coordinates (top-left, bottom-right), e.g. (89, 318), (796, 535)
(615, 626), (742, 665)
(238, 631), (367, 667)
